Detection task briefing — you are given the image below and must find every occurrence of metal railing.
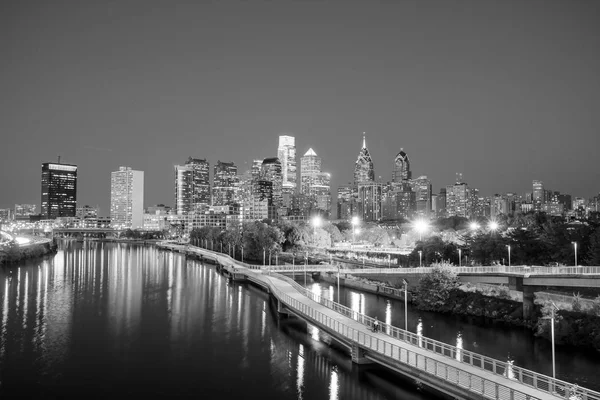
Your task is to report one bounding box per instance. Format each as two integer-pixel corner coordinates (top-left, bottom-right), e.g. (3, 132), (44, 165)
(268, 272), (599, 400)
(349, 266), (600, 276)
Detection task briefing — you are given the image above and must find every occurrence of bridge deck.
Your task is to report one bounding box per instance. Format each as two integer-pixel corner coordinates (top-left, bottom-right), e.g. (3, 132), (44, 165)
(159, 243), (597, 400)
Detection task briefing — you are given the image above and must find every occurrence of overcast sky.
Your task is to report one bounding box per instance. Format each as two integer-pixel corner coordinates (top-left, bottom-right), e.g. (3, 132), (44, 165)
(1, 0), (599, 215)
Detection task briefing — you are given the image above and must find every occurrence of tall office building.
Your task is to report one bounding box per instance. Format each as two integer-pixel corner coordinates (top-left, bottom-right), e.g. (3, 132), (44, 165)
(110, 166), (144, 229)
(261, 158), (283, 209)
(277, 135), (297, 196)
(357, 182), (382, 221)
(41, 161), (77, 219)
(174, 157), (210, 214)
(354, 133), (375, 184)
(300, 148), (322, 195)
(337, 185), (353, 220)
(14, 204), (37, 220)
(392, 148), (411, 182)
(300, 148), (331, 216)
(533, 180), (544, 211)
(212, 161), (238, 206)
(413, 176), (432, 217)
(445, 182), (469, 218)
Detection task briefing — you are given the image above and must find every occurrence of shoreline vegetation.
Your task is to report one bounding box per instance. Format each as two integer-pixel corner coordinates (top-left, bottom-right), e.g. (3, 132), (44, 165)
(0, 239), (57, 265)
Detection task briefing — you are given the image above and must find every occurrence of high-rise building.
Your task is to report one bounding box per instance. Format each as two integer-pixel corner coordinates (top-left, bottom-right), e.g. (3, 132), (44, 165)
(76, 205), (98, 219)
(533, 180), (544, 211)
(260, 158), (283, 210)
(212, 161), (238, 206)
(392, 148), (411, 182)
(353, 133), (375, 184)
(445, 182), (469, 218)
(175, 157), (210, 214)
(14, 204), (37, 220)
(357, 182), (382, 221)
(300, 148), (331, 216)
(413, 176), (432, 217)
(277, 135), (297, 197)
(300, 148), (322, 195)
(0, 209), (11, 223)
(41, 161), (77, 219)
(110, 166), (144, 229)
(337, 185), (353, 220)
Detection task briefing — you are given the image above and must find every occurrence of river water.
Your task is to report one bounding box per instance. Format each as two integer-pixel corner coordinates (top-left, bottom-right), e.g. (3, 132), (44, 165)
(1, 242), (436, 399)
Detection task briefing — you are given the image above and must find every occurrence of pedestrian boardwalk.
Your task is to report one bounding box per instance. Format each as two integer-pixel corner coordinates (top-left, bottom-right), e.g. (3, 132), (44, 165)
(159, 243), (599, 400)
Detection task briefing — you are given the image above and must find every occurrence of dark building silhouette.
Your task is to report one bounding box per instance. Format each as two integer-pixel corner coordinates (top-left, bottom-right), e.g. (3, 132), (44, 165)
(41, 161), (77, 219)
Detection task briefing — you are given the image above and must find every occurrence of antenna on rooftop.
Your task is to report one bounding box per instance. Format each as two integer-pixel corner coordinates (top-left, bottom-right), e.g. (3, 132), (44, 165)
(58, 155), (61, 164)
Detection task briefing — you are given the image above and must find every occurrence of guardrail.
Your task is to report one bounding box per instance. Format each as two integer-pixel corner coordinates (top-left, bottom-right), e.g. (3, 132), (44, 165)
(269, 272), (599, 400)
(349, 266), (600, 276)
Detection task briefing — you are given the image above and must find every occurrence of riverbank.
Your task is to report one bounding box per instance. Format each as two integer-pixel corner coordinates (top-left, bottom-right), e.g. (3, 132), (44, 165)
(0, 239), (57, 265)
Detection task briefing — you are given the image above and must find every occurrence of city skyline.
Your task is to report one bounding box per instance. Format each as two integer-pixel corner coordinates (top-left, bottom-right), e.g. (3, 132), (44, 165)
(1, 0), (599, 214)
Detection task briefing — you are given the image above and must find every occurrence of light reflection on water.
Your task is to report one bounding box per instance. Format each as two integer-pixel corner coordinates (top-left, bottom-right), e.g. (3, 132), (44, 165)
(0, 242), (437, 399)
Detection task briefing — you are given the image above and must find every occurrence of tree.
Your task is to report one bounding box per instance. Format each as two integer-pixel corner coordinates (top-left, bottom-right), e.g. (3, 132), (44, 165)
(241, 222), (285, 261)
(585, 228), (600, 266)
(415, 263), (459, 310)
(323, 223), (343, 244)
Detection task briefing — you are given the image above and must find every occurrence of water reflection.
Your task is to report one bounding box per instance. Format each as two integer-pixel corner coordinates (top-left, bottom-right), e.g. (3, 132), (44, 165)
(416, 318), (423, 347)
(456, 332), (463, 361)
(329, 367), (339, 400)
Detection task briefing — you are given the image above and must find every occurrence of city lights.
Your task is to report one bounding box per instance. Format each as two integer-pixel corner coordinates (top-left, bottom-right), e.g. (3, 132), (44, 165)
(413, 219), (429, 241)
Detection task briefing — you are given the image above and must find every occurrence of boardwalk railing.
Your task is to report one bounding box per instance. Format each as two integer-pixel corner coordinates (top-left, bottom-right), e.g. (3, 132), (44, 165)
(350, 266), (600, 276)
(269, 272), (600, 400)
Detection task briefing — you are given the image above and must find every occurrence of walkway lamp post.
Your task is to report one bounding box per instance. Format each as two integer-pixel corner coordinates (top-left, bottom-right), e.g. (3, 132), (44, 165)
(241, 246), (244, 263)
(263, 248), (266, 266)
(458, 248), (462, 267)
(488, 221), (499, 235)
(572, 242), (578, 266)
(233, 244), (236, 260)
(312, 215), (322, 247)
(292, 253), (295, 280)
(362, 255), (365, 268)
(229, 243), (231, 257)
(329, 254), (333, 265)
(269, 249), (272, 266)
(507, 245), (511, 267)
(388, 254), (391, 267)
(221, 242), (223, 253)
(275, 252), (278, 266)
(351, 216), (359, 249)
(403, 279), (408, 331)
(418, 250), (423, 267)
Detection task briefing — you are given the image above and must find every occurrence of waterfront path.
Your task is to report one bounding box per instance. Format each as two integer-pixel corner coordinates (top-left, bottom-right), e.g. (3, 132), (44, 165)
(158, 242), (599, 400)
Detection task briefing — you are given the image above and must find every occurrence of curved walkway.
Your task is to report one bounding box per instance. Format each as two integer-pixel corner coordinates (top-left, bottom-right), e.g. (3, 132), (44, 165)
(159, 242), (599, 400)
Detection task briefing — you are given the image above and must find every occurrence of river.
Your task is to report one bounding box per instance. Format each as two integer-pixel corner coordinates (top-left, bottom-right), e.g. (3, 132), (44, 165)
(1, 241), (438, 399)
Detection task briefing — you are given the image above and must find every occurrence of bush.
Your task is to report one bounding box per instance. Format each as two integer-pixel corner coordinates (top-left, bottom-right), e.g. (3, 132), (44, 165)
(415, 262), (459, 311)
(572, 292), (583, 312)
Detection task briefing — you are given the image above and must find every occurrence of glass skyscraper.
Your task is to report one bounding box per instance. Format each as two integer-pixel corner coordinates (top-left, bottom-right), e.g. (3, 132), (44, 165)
(41, 162), (77, 219)
(174, 157), (210, 214)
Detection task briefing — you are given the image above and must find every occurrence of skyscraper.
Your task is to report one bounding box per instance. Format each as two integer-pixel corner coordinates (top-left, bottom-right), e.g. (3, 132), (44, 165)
(261, 157), (283, 209)
(337, 185), (353, 220)
(300, 148), (331, 216)
(392, 148), (411, 182)
(353, 133), (375, 184)
(278, 135), (297, 196)
(533, 180), (544, 211)
(41, 161), (77, 219)
(212, 161), (238, 206)
(174, 157), (210, 214)
(110, 166), (144, 229)
(413, 176), (432, 217)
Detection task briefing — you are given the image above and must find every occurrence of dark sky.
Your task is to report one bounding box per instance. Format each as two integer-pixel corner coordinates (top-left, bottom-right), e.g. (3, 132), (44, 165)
(1, 0), (599, 215)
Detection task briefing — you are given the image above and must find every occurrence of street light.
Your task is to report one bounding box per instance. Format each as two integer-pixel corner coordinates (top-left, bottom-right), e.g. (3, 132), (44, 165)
(507, 245), (511, 267)
(312, 215), (322, 247)
(241, 246), (244, 262)
(304, 251), (308, 286)
(263, 248), (266, 266)
(470, 222), (480, 231)
(488, 221), (499, 233)
(269, 249), (272, 266)
(337, 264), (340, 303)
(418, 250), (423, 267)
(414, 219), (429, 241)
(572, 242), (578, 266)
(458, 248), (462, 267)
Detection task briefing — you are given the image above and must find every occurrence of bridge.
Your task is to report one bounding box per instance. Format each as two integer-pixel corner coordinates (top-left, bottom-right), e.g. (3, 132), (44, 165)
(157, 242), (599, 400)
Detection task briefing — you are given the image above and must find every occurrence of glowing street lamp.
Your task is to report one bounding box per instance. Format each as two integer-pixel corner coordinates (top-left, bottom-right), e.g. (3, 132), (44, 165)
(572, 242), (578, 266)
(507, 245), (511, 267)
(458, 248), (462, 267)
(418, 250), (423, 267)
(469, 222), (480, 232)
(488, 221), (499, 232)
(312, 215), (322, 246)
(414, 219), (429, 241)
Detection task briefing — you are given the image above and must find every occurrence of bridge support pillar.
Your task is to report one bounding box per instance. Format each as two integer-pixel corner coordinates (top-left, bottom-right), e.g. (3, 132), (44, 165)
(508, 276), (523, 291)
(523, 286), (535, 321)
(276, 298), (289, 317)
(351, 343), (373, 364)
